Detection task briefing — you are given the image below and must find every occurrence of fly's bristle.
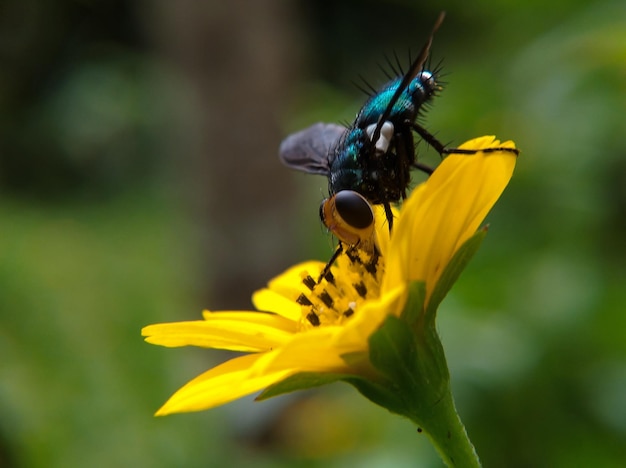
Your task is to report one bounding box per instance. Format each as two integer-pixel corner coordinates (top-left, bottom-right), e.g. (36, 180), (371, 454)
(383, 53), (400, 77)
(377, 62), (394, 81)
(352, 80), (373, 97)
(354, 74), (378, 96)
(432, 58), (445, 76)
(393, 50), (404, 75)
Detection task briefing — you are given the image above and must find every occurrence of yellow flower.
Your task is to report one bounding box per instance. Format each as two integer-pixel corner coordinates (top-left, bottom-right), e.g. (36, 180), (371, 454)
(142, 136), (517, 416)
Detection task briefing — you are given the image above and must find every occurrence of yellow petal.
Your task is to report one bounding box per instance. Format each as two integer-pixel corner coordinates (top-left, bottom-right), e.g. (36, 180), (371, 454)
(142, 311), (297, 352)
(252, 289), (302, 321)
(383, 136), (517, 302)
(155, 353), (294, 415)
(372, 204), (393, 257)
(253, 326), (353, 375)
(336, 283), (407, 345)
(268, 261), (326, 293)
(256, 283), (407, 377)
(252, 261), (326, 321)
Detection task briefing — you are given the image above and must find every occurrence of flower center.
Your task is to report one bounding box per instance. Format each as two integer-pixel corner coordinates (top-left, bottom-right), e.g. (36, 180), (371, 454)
(295, 249), (384, 330)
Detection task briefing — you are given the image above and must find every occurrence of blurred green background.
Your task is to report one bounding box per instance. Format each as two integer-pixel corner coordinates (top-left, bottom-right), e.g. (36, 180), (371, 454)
(1, 0), (625, 467)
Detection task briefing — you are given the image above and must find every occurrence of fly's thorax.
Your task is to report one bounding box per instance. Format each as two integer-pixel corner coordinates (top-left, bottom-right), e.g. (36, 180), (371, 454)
(329, 170), (381, 205)
(329, 128), (373, 197)
(331, 127), (368, 168)
(366, 121), (394, 155)
(357, 69), (438, 127)
(357, 81), (400, 125)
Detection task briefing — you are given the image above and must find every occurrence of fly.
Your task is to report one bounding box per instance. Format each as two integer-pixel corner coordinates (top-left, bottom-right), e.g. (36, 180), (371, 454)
(280, 12), (446, 231)
(279, 11), (518, 281)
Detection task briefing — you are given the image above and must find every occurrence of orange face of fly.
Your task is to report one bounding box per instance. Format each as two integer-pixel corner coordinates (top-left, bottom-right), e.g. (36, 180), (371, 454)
(319, 190), (376, 249)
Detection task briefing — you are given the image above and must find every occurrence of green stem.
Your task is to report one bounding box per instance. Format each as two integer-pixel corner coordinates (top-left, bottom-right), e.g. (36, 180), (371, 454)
(411, 388), (481, 468)
(409, 321), (481, 468)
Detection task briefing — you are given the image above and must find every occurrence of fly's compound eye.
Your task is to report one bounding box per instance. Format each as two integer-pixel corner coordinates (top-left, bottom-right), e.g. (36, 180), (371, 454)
(334, 190), (373, 229)
(320, 190), (375, 246)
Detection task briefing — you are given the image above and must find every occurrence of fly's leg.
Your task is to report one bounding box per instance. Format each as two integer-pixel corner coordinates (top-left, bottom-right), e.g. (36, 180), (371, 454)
(383, 202), (394, 232)
(410, 122), (520, 156)
(318, 242), (343, 284)
(410, 122), (448, 155)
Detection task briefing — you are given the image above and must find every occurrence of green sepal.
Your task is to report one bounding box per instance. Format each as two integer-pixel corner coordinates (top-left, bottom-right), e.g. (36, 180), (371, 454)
(369, 314), (417, 388)
(257, 372), (351, 401)
(348, 282), (442, 417)
(344, 376), (405, 416)
(364, 280), (453, 417)
(426, 228), (487, 320)
(400, 281), (427, 327)
(356, 304), (422, 416)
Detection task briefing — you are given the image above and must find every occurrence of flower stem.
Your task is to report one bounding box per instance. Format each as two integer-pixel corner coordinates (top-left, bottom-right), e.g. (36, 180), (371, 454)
(409, 322), (481, 467)
(413, 387), (481, 467)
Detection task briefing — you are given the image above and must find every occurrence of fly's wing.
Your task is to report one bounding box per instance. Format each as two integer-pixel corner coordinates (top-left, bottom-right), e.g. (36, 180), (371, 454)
(279, 123), (345, 175)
